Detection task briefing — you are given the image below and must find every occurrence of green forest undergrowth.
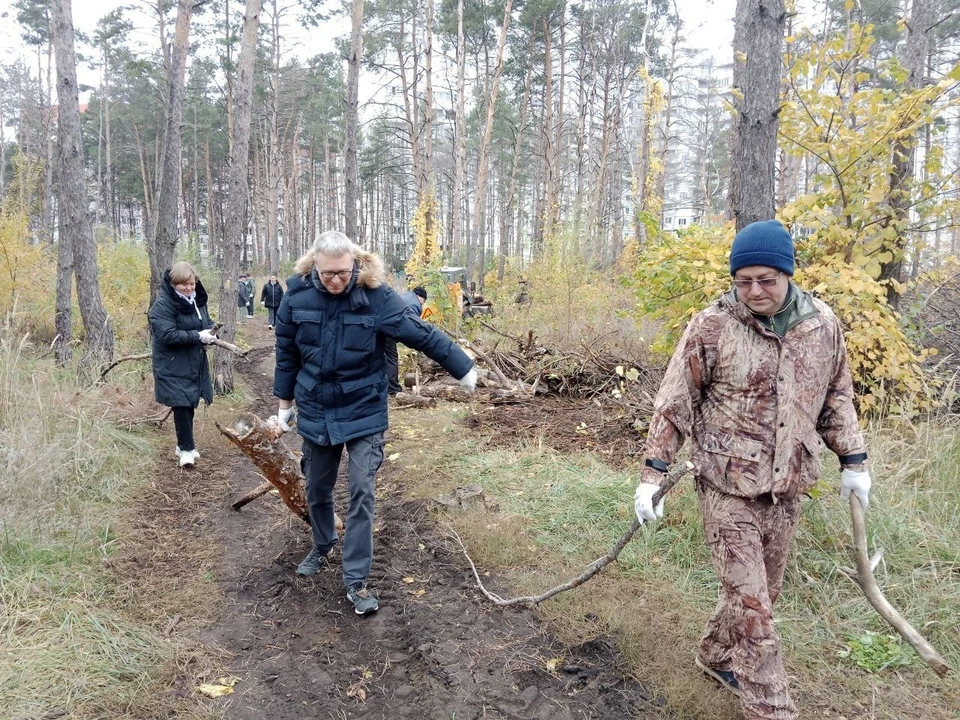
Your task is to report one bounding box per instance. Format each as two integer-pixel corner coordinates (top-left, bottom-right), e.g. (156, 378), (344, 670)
(388, 405), (960, 720)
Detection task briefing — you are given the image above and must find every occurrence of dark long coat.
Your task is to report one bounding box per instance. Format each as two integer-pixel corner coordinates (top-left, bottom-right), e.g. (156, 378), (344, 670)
(148, 270), (214, 408)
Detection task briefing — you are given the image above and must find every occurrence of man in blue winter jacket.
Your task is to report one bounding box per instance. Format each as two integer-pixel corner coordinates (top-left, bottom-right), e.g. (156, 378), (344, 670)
(273, 231), (477, 615)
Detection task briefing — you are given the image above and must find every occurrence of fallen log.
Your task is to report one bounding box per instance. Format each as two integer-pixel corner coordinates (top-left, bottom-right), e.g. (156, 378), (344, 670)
(392, 391), (437, 409)
(216, 414), (343, 532)
(412, 383), (531, 402)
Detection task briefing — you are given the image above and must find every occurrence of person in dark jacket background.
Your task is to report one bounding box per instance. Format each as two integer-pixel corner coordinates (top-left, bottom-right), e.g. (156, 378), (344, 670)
(274, 231), (477, 616)
(237, 273), (251, 321)
(260, 273), (285, 329)
(385, 285), (427, 394)
(244, 275), (256, 317)
(148, 261), (216, 468)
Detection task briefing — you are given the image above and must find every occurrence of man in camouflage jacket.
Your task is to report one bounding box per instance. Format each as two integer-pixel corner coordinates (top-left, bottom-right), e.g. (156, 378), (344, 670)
(634, 219), (872, 720)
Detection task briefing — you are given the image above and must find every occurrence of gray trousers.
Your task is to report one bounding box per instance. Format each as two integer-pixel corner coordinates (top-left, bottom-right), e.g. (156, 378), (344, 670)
(301, 433), (385, 587)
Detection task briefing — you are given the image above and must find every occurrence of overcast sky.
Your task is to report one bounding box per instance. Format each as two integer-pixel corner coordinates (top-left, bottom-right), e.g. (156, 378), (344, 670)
(0, 0), (737, 92)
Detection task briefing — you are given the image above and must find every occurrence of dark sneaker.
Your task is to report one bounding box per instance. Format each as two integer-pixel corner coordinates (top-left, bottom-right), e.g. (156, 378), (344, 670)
(695, 656), (741, 697)
(296, 547), (327, 576)
(346, 582), (379, 615)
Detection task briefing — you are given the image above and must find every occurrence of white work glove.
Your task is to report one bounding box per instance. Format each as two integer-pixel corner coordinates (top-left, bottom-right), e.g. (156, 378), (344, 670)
(634, 482), (665, 525)
(277, 405), (295, 432)
(261, 301), (265, 306)
(840, 468), (872, 510)
(458, 368), (478, 393)
(198, 329), (216, 344)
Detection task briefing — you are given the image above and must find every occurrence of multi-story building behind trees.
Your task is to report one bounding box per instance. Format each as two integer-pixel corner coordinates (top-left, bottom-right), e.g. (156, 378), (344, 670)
(661, 55), (733, 232)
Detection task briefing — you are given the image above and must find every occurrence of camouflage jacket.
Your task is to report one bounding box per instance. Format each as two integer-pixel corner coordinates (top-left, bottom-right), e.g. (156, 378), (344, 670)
(644, 284), (866, 501)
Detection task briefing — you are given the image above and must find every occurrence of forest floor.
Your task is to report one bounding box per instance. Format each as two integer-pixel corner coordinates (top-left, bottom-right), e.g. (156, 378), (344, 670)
(134, 319), (670, 720)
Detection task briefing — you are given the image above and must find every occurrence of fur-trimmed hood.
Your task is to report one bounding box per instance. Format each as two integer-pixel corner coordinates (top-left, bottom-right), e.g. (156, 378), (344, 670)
(293, 246), (385, 289)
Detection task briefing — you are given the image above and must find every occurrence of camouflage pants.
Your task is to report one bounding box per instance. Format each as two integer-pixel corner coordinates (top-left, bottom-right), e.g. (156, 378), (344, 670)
(697, 482), (802, 720)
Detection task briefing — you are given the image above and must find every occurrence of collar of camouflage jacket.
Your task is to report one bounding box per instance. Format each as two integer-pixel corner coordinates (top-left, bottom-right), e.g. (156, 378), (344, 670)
(720, 282), (819, 337)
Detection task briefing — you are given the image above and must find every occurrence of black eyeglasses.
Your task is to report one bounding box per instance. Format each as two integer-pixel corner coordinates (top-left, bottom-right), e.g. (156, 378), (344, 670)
(318, 269), (352, 281)
(733, 272), (782, 289)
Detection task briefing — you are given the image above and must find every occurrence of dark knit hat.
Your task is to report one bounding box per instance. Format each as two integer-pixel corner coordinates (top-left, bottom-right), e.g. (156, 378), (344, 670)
(412, 286), (428, 300)
(729, 220), (795, 276)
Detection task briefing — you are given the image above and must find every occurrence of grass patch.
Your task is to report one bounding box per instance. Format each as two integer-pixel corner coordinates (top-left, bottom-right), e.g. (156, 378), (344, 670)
(388, 401), (960, 719)
(0, 326), (222, 719)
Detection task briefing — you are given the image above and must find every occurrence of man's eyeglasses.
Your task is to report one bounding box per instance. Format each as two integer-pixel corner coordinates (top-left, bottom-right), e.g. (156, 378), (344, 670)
(733, 272), (782, 290)
(318, 269), (352, 281)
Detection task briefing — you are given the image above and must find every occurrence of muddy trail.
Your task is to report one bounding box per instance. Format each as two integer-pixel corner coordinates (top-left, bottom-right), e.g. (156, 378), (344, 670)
(169, 321), (666, 720)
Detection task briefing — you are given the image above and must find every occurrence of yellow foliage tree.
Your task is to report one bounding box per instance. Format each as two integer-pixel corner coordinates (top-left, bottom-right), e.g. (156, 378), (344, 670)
(628, 225), (936, 414)
(778, 23), (960, 280)
(405, 191), (441, 281)
(0, 157), (47, 325)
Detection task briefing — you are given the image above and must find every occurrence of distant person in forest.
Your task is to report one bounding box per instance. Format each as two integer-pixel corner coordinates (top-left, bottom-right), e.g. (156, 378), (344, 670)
(244, 274), (256, 317)
(633, 219), (870, 720)
(384, 285), (427, 395)
(237, 273), (252, 321)
(260, 273), (285, 329)
(514, 277), (530, 305)
(273, 232), (476, 616)
(148, 260), (216, 468)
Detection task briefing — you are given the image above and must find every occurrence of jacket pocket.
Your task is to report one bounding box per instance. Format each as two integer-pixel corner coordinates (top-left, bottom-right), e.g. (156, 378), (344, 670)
(340, 373), (380, 395)
(798, 433), (823, 490)
(342, 315), (376, 353)
(702, 432), (765, 497)
(292, 309), (324, 345)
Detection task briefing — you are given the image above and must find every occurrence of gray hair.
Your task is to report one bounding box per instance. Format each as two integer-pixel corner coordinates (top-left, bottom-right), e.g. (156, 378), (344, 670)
(314, 230), (357, 258)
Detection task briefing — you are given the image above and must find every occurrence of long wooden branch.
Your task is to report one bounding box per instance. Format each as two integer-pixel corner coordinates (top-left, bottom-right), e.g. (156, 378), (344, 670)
(99, 353), (151, 381)
(99, 339), (246, 383)
(459, 461), (694, 607)
(212, 337), (248, 356)
(216, 415), (310, 523)
(849, 495), (951, 677)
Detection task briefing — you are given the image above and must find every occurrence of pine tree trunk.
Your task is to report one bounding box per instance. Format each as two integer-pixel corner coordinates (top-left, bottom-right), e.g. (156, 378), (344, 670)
(215, 0), (262, 394)
(344, 0), (363, 241)
(147, 0), (192, 304)
(468, 0), (513, 285)
(728, 0), (785, 230)
(51, 0), (115, 372)
(878, 0), (931, 309)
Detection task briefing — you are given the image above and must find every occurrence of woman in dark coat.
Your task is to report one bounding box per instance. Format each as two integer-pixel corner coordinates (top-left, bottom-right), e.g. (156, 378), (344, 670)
(148, 261), (216, 467)
(260, 273), (285, 329)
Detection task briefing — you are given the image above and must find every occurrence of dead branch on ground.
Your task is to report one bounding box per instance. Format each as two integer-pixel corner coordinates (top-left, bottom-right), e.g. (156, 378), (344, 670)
(455, 461), (693, 607)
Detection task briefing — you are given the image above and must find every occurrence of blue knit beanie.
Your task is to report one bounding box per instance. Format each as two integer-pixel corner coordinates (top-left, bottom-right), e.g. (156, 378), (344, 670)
(729, 220), (795, 276)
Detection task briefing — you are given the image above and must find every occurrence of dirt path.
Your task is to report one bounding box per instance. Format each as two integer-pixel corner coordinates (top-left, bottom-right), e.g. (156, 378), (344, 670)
(190, 321), (662, 720)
